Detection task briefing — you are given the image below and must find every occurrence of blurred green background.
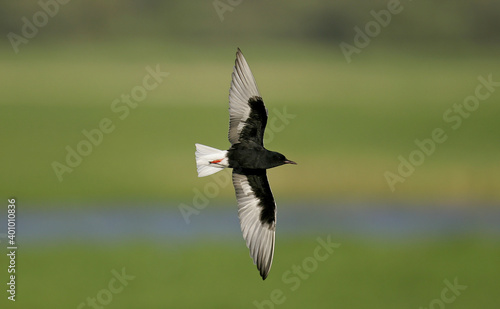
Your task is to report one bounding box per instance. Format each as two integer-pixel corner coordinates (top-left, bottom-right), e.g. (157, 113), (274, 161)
(1, 1), (499, 308)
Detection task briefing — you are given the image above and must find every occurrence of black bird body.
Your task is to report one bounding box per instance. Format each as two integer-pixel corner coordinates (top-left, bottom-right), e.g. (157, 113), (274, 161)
(195, 49), (296, 280)
(228, 142), (288, 170)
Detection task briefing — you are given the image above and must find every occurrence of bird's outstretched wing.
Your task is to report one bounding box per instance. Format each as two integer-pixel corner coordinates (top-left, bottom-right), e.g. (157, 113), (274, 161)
(232, 169), (276, 280)
(228, 49), (268, 146)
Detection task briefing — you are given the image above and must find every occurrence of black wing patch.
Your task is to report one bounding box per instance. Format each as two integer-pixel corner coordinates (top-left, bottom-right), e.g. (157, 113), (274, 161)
(238, 97), (268, 145)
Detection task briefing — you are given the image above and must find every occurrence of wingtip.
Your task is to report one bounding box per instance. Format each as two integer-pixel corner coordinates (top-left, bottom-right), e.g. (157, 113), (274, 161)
(235, 48), (244, 62)
(261, 271), (269, 280)
(234, 48), (242, 66)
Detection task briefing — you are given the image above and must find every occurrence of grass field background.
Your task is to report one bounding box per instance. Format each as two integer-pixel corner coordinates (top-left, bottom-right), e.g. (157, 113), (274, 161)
(8, 235), (500, 308)
(2, 41), (499, 204)
(1, 1), (500, 307)
(1, 39), (499, 308)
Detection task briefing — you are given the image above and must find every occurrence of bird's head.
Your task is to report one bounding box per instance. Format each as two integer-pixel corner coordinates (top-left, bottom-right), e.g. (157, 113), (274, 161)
(269, 151), (297, 168)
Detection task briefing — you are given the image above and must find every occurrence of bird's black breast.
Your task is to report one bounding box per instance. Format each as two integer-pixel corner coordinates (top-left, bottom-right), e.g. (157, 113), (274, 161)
(227, 142), (269, 170)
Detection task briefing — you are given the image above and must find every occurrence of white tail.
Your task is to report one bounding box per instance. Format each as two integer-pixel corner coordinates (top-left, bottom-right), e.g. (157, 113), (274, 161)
(195, 143), (229, 177)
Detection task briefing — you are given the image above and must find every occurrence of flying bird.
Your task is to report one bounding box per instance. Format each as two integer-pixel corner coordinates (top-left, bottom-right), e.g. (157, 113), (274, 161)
(195, 48), (296, 280)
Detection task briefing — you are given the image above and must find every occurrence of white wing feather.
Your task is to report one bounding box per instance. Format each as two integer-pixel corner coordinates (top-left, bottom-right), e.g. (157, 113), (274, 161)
(232, 172), (275, 279)
(228, 49), (262, 145)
